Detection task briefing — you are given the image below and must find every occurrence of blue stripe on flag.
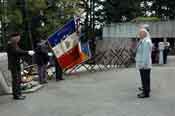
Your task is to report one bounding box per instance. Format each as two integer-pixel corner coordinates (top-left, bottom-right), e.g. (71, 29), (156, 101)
(48, 19), (76, 47)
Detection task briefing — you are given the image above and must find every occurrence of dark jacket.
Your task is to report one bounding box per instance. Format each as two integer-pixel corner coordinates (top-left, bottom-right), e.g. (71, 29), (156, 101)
(35, 44), (49, 66)
(7, 42), (28, 71)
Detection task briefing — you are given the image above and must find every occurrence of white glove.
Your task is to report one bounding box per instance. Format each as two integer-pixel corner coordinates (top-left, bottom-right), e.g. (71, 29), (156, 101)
(28, 50), (35, 56)
(48, 52), (53, 56)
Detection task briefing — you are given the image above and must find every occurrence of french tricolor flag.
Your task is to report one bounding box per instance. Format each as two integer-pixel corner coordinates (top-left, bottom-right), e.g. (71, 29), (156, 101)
(47, 18), (83, 70)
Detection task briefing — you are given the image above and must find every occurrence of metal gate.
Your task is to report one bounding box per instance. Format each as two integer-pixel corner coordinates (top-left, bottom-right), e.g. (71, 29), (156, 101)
(64, 47), (133, 74)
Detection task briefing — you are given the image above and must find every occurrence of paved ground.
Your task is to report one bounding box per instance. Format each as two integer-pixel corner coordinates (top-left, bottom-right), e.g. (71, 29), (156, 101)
(0, 56), (175, 116)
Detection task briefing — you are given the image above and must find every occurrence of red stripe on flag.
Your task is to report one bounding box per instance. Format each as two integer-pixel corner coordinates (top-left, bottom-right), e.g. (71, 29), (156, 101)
(56, 44), (82, 69)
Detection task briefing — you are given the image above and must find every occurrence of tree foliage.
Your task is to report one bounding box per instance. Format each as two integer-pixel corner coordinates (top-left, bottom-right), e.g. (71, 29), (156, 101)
(150, 0), (175, 20)
(102, 0), (142, 23)
(102, 0), (175, 23)
(0, 0), (81, 49)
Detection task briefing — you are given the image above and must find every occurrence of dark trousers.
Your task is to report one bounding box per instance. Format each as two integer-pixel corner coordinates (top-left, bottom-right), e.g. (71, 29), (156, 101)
(55, 61), (63, 80)
(11, 69), (22, 97)
(38, 64), (47, 83)
(139, 69), (151, 95)
(163, 50), (168, 64)
(54, 57), (63, 80)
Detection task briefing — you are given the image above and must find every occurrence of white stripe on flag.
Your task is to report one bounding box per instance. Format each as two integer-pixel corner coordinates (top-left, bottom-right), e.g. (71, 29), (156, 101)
(52, 44), (64, 58)
(52, 32), (79, 58)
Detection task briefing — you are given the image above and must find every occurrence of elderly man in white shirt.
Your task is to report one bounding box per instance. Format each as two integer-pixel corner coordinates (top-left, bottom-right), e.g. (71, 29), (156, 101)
(135, 27), (153, 98)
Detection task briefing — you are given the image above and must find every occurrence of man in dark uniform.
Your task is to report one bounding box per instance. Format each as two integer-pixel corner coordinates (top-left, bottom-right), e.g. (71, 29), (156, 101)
(54, 57), (64, 81)
(7, 32), (35, 100)
(35, 40), (49, 84)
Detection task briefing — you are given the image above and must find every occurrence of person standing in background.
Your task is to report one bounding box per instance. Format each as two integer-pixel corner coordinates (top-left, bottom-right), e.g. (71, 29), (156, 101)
(54, 56), (64, 81)
(163, 42), (170, 64)
(7, 32), (35, 100)
(35, 40), (49, 84)
(47, 49), (64, 81)
(158, 42), (164, 65)
(135, 28), (152, 98)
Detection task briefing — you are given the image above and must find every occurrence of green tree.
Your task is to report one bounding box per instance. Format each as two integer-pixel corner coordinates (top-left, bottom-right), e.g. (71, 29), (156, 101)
(38, 0), (80, 37)
(102, 0), (142, 23)
(79, 0), (105, 29)
(0, 0), (81, 49)
(79, 0), (104, 55)
(150, 0), (175, 20)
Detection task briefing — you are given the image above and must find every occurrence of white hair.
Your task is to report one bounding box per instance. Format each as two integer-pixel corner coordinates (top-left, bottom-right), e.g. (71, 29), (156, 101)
(139, 28), (150, 38)
(139, 28), (153, 47)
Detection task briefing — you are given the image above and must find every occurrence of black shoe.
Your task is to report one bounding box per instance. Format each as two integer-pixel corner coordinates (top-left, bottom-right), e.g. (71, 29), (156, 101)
(138, 87), (151, 92)
(40, 81), (48, 84)
(138, 87), (143, 91)
(43, 81), (48, 84)
(13, 95), (26, 100)
(137, 93), (150, 98)
(56, 78), (64, 81)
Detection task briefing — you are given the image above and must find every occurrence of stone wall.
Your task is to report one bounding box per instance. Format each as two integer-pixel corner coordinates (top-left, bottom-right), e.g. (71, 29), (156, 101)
(96, 38), (133, 52)
(0, 53), (12, 94)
